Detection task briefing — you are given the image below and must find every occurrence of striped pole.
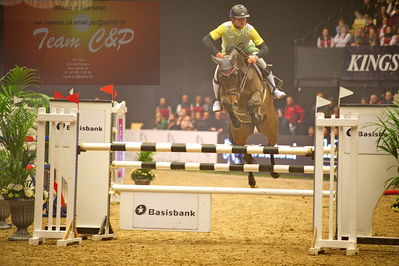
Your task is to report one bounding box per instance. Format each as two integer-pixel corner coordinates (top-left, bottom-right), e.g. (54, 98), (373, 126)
(111, 161), (332, 174)
(80, 142), (334, 155)
(112, 184), (333, 197)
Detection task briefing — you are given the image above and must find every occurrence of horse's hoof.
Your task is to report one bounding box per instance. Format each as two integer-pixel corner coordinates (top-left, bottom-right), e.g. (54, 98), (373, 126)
(249, 184), (258, 188)
(271, 172), (280, 179)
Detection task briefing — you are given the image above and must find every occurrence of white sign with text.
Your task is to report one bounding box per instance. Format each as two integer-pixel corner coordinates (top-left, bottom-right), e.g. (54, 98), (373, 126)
(120, 192), (211, 232)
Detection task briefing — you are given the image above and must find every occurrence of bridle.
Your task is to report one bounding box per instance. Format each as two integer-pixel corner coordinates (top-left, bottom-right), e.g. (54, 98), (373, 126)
(218, 61), (250, 101)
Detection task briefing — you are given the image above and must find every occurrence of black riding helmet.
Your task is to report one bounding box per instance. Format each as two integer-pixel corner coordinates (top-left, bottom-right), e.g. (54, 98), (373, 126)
(229, 4), (250, 18)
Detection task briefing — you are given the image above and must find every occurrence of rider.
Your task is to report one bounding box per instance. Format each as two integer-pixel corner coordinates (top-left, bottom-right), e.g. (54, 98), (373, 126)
(202, 4), (287, 112)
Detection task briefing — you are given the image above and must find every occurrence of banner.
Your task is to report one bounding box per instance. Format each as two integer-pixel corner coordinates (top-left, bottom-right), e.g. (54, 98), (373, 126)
(342, 46), (399, 80)
(4, 1), (160, 85)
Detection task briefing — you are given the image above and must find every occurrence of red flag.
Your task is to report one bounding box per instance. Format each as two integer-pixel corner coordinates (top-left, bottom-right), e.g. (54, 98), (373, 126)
(53, 90), (79, 104)
(65, 92), (80, 104)
(54, 90), (65, 99)
(99, 84), (117, 100)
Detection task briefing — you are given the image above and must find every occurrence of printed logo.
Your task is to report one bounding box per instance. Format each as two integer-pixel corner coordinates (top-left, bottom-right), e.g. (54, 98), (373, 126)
(135, 204), (147, 215)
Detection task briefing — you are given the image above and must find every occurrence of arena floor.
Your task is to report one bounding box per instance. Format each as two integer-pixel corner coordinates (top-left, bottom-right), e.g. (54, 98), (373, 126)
(0, 171), (398, 265)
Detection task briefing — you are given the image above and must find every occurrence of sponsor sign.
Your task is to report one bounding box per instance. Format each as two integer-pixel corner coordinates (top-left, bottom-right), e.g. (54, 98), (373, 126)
(344, 114), (387, 155)
(343, 46), (399, 80)
(4, 1), (160, 85)
(120, 192), (211, 232)
(79, 109), (106, 142)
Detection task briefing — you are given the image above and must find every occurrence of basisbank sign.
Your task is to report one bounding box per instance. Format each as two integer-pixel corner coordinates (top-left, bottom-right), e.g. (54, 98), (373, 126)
(343, 46), (399, 80)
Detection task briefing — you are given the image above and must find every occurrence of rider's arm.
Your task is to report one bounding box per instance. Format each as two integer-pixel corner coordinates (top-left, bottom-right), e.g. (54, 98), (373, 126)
(256, 42), (269, 58)
(202, 24), (226, 55)
(202, 34), (220, 55)
(249, 28), (269, 58)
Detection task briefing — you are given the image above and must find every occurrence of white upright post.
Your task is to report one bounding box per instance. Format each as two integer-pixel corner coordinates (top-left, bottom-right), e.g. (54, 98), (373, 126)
(29, 108), (82, 246)
(309, 112), (359, 255)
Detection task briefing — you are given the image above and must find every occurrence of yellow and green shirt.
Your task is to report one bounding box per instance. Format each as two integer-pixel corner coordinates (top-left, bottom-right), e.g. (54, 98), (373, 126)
(209, 21), (264, 54)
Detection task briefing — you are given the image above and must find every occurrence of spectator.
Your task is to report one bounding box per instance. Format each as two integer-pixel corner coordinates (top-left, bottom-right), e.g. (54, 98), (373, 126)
(194, 111), (211, 131)
(378, 16), (390, 39)
(176, 94), (192, 115)
(280, 96), (305, 135)
(155, 97), (172, 120)
(203, 96), (213, 113)
(209, 112), (229, 132)
(317, 28), (335, 48)
(336, 18), (349, 35)
(192, 111), (203, 130)
(387, 0), (399, 16)
(380, 25), (397, 45)
(375, 0), (389, 14)
(363, 16), (376, 38)
(167, 113), (180, 130)
(154, 111), (168, 130)
(359, 0), (376, 18)
(176, 108), (188, 128)
(375, 5), (389, 27)
(323, 127), (330, 139)
(381, 91), (393, 104)
(367, 28), (379, 46)
(334, 25), (352, 47)
(191, 95), (204, 116)
(332, 106), (340, 118)
(389, 4), (399, 26)
(369, 94), (382, 104)
(180, 115), (194, 130)
(351, 28), (366, 46)
(307, 126), (315, 137)
(360, 97), (369, 104)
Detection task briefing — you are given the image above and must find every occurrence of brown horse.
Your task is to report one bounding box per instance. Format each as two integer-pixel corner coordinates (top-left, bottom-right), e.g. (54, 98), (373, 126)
(212, 47), (279, 188)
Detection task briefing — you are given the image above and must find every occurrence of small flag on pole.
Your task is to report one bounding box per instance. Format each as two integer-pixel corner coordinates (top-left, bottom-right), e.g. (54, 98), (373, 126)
(99, 84), (117, 100)
(316, 96), (331, 109)
(53, 90), (80, 104)
(338, 87), (354, 106)
(339, 86), (354, 99)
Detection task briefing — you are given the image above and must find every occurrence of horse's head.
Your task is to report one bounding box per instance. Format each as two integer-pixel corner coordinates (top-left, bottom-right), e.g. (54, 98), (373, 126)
(212, 52), (240, 109)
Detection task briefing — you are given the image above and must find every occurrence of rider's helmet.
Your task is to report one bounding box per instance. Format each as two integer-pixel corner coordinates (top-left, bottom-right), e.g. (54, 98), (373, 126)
(229, 4), (250, 19)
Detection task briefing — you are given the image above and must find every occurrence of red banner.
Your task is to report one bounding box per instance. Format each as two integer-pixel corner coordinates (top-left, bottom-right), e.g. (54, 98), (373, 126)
(4, 1), (160, 85)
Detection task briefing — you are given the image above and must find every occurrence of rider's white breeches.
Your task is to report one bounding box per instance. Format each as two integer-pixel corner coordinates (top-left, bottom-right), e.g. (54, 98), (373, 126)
(257, 58), (276, 92)
(213, 66), (220, 99)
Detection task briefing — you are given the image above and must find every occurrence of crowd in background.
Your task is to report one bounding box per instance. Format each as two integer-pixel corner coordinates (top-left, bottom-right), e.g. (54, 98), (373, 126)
(317, 0), (399, 47)
(152, 90), (398, 136)
(154, 94), (229, 133)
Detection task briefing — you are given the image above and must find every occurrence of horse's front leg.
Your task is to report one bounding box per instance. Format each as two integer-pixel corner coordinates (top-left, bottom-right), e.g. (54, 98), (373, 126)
(247, 91), (263, 124)
(222, 97), (241, 128)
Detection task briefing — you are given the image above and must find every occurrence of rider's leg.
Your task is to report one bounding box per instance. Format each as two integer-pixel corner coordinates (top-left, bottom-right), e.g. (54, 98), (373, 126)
(257, 58), (286, 100)
(212, 66), (222, 112)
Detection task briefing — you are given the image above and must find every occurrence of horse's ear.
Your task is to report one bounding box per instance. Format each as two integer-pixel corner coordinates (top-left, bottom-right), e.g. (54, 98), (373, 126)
(211, 55), (222, 65)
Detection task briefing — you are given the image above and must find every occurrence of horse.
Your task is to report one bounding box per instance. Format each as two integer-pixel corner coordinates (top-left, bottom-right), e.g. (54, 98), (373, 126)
(211, 47), (279, 188)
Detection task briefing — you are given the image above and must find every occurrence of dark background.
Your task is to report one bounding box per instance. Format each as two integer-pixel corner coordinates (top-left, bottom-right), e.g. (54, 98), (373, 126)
(0, 0), (355, 126)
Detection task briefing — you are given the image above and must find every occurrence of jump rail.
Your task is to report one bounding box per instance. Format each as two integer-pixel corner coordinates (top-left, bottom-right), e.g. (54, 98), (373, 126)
(111, 161), (333, 174)
(80, 142), (334, 156)
(112, 184), (332, 197)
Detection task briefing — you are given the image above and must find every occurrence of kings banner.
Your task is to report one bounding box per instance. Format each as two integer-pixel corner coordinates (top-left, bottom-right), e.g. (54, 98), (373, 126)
(4, 1), (160, 85)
